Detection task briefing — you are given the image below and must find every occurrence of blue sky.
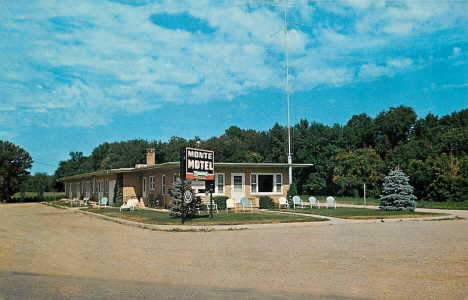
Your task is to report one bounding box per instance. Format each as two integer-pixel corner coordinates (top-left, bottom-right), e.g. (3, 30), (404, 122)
(1, 0), (467, 175)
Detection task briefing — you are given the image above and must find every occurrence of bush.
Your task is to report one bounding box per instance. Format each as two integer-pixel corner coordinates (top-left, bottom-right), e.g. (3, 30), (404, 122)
(259, 196), (275, 209)
(10, 192), (65, 203)
(113, 187), (123, 207)
(287, 183), (298, 208)
(148, 193), (163, 208)
(213, 196), (229, 210)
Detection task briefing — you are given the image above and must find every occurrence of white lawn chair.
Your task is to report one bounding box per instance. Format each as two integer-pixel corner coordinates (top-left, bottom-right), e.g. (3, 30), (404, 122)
(309, 197), (320, 209)
(205, 197), (218, 213)
(278, 197), (289, 209)
(240, 197), (253, 212)
(98, 197), (108, 209)
(326, 196), (337, 209)
(226, 198), (236, 213)
(120, 199), (139, 211)
(292, 196), (304, 209)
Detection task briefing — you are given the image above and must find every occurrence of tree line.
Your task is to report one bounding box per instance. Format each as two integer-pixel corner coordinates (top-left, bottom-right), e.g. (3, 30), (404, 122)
(52, 105), (467, 202)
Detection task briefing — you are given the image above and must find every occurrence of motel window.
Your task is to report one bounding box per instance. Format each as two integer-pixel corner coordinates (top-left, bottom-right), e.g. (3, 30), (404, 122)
(161, 175), (166, 195)
(172, 174), (177, 183)
(216, 173), (225, 194)
(149, 176), (155, 190)
(276, 174), (282, 193)
(250, 173), (283, 194)
(143, 177), (147, 193)
(97, 180), (103, 193)
(250, 174), (257, 193)
(105, 180), (109, 193)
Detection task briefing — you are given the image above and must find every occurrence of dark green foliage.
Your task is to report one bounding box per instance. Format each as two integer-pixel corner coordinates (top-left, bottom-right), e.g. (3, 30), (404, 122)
(287, 183), (297, 200)
(52, 107), (468, 203)
(10, 193), (65, 203)
(213, 196), (229, 210)
(169, 180), (201, 218)
(0, 141), (33, 202)
(113, 173), (124, 207)
(287, 183), (298, 207)
(333, 148), (384, 198)
(380, 170), (417, 211)
(148, 193), (163, 208)
(259, 196), (275, 209)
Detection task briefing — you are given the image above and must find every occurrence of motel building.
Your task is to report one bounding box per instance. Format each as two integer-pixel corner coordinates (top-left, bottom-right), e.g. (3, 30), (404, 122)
(58, 149), (313, 208)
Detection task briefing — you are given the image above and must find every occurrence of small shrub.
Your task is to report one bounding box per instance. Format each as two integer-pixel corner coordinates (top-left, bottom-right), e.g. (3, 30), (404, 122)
(259, 196), (275, 209)
(213, 196), (229, 210)
(287, 183), (298, 208)
(10, 193), (65, 203)
(113, 187), (123, 207)
(148, 193), (163, 208)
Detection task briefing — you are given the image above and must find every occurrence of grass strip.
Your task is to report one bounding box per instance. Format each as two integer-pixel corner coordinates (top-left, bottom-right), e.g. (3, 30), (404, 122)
(84, 208), (327, 226)
(279, 207), (447, 219)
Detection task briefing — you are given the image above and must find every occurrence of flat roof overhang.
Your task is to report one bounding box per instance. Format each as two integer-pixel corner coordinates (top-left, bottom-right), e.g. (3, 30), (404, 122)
(57, 162), (313, 182)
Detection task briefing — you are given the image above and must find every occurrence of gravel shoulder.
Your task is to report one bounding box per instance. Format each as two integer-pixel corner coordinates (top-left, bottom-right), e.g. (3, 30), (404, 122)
(1, 203), (467, 300)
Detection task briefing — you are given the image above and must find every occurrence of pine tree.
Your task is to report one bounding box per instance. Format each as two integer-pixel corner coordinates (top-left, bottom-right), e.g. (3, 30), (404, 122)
(169, 179), (201, 218)
(380, 169), (417, 211)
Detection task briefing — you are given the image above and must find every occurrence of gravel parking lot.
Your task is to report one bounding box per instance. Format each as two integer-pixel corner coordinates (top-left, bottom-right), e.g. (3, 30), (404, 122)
(1, 203), (467, 300)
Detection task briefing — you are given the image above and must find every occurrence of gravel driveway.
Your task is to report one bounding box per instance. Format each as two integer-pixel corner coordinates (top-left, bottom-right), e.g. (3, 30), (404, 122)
(1, 203), (467, 300)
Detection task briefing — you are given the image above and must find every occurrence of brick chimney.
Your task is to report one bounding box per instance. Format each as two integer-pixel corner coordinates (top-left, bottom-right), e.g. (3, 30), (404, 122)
(146, 148), (155, 166)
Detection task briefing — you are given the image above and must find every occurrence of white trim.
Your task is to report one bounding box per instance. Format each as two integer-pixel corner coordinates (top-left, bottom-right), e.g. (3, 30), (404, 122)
(250, 173), (283, 195)
(215, 173), (225, 194)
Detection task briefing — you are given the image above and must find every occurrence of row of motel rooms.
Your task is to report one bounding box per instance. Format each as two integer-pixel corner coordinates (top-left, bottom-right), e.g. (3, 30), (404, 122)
(58, 149), (313, 207)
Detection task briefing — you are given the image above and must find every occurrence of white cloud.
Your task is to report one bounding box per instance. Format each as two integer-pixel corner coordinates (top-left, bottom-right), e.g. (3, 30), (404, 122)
(0, 0), (467, 136)
(358, 57), (413, 79)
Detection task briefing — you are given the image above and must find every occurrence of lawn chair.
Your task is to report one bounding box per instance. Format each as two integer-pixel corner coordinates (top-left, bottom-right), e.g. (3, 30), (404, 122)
(70, 198), (79, 206)
(292, 196), (304, 209)
(309, 197), (320, 209)
(326, 196), (337, 209)
(98, 197), (108, 209)
(226, 198), (236, 213)
(120, 199), (139, 211)
(278, 197), (289, 209)
(240, 197), (253, 212)
(205, 197), (218, 213)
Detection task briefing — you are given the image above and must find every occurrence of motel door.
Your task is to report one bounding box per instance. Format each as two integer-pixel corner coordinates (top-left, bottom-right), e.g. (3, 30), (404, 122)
(231, 173), (245, 202)
(142, 177), (147, 198)
(108, 180), (116, 205)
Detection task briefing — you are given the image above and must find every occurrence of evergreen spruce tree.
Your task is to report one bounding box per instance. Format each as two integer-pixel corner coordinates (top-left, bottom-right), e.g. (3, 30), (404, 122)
(169, 179), (201, 218)
(380, 169), (417, 211)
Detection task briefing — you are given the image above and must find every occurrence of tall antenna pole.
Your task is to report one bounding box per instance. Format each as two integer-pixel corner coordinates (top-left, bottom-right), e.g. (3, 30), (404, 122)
(284, 4), (293, 185)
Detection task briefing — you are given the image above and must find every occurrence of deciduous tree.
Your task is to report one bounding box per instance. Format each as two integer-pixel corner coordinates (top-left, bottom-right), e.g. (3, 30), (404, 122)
(0, 141), (33, 202)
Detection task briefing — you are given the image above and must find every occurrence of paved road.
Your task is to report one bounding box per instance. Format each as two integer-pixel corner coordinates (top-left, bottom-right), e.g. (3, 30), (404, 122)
(1, 203), (467, 300)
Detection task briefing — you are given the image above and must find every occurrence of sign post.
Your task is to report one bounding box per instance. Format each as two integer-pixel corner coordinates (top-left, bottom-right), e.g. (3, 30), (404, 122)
(180, 147), (186, 224)
(180, 146), (215, 223)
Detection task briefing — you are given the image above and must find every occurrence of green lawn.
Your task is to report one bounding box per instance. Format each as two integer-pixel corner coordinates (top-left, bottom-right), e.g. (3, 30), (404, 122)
(280, 207), (448, 219)
(299, 196), (468, 210)
(84, 208), (327, 226)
